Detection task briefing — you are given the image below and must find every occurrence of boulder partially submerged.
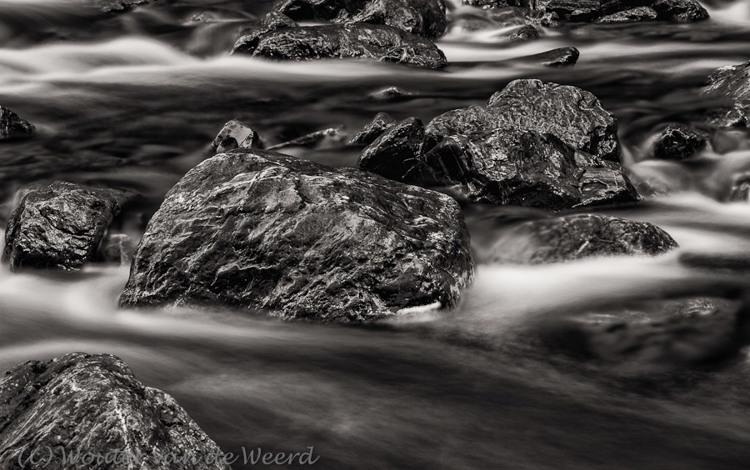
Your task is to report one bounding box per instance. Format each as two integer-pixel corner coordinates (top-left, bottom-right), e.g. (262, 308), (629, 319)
(3, 182), (125, 271)
(0, 353), (230, 469)
(0, 105), (35, 141)
(651, 125), (707, 160)
(483, 214), (678, 264)
(358, 79), (637, 210)
(211, 120), (262, 153)
(705, 60), (750, 128)
(120, 150), (474, 323)
(347, 112), (397, 147)
(235, 23), (448, 69)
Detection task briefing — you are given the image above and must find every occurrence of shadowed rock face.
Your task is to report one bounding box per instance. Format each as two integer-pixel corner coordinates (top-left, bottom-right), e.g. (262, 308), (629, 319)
(705, 60), (750, 128)
(120, 150), (474, 323)
(0, 106), (34, 141)
(359, 117), (425, 181)
(211, 120), (263, 153)
(244, 23), (447, 69)
(483, 214), (678, 264)
(3, 182), (124, 271)
(0, 353), (230, 470)
(651, 125), (707, 160)
(347, 112), (397, 146)
(274, 0), (448, 39)
(84, 0), (150, 13)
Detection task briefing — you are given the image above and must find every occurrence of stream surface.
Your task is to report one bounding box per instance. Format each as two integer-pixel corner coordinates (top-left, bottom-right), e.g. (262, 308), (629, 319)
(1, 1), (750, 468)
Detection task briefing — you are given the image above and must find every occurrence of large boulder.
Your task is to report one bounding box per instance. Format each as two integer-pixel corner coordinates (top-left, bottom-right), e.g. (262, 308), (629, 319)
(236, 23), (447, 69)
(483, 214), (678, 264)
(705, 60), (750, 128)
(119, 150), (474, 323)
(3, 182), (124, 271)
(0, 106), (34, 141)
(273, 0), (448, 39)
(0, 353), (230, 469)
(359, 117), (426, 181)
(359, 80), (636, 210)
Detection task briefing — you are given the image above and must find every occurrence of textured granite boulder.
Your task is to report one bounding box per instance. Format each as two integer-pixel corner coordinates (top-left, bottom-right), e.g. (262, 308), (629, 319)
(120, 150), (473, 323)
(483, 214), (678, 264)
(0, 353), (230, 470)
(274, 0), (448, 39)
(347, 112), (397, 146)
(211, 120), (262, 153)
(3, 182), (124, 271)
(0, 106), (34, 141)
(232, 11), (298, 55)
(705, 60), (750, 128)
(238, 23), (447, 69)
(651, 125), (707, 160)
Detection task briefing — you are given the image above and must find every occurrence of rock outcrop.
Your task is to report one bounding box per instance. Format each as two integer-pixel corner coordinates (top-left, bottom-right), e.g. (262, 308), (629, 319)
(234, 23), (447, 69)
(0, 106), (35, 141)
(3, 182), (125, 271)
(0, 353), (230, 470)
(358, 80), (638, 210)
(273, 0), (448, 39)
(483, 214), (678, 264)
(705, 60), (750, 128)
(120, 150), (474, 323)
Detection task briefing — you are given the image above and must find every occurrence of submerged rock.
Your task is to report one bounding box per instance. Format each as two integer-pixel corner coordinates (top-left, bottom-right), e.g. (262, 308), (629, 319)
(274, 0), (448, 39)
(0, 353), (230, 470)
(347, 112), (397, 146)
(269, 127), (348, 150)
(240, 23), (447, 69)
(483, 214), (678, 264)
(705, 60), (750, 128)
(517, 46), (580, 66)
(651, 125), (707, 160)
(119, 150), (473, 323)
(3, 182), (123, 271)
(0, 105), (35, 141)
(211, 120), (262, 153)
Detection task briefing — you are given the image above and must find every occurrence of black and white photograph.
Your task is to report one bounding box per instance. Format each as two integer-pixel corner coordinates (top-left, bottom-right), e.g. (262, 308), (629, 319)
(0, 0), (749, 468)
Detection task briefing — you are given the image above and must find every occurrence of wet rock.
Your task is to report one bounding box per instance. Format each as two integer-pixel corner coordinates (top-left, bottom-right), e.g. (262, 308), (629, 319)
(119, 150), (474, 323)
(597, 6), (659, 23)
(3, 182), (123, 271)
(243, 24), (447, 69)
(0, 353), (230, 470)
(269, 127), (348, 150)
(367, 86), (418, 101)
(0, 106), (35, 141)
(536, 0), (602, 22)
(483, 214), (678, 264)
(651, 125), (707, 160)
(85, 0), (149, 12)
(274, 0), (448, 39)
(232, 12), (298, 55)
(506, 24), (540, 42)
(705, 60), (750, 128)
(347, 112), (397, 146)
(211, 120), (263, 153)
(359, 118), (425, 181)
(519, 46), (579, 66)
(652, 0), (709, 22)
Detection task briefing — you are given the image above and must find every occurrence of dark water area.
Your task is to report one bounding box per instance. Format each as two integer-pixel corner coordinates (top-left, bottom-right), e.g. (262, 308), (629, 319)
(2, 0), (750, 469)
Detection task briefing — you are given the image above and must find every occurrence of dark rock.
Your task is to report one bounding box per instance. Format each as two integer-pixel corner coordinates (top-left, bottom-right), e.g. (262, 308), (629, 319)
(483, 214), (677, 264)
(427, 79), (620, 161)
(211, 120), (263, 153)
(519, 46), (579, 66)
(359, 118), (425, 181)
(506, 24), (540, 42)
(119, 150), (474, 323)
(597, 6), (659, 22)
(535, 0), (602, 22)
(652, 125), (707, 160)
(242, 24), (447, 69)
(0, 106), (35, 141)
(652, 0), (709, 22)
(269, 127), (347, 150)
(274, 0), (448, 39)
(347, 112), (397, 146)
(233, 12), (298, 55)
(3, 182), (123, 271)
(0, 353), (230, 470)
(704, 60), (750, 128)
(85, 0), (149, 12)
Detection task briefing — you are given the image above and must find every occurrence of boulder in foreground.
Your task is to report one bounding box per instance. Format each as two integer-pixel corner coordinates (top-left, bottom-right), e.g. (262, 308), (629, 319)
(120, 150), (474, 323)
(483, 214), (678, 264)
(0, 353), (230, 469)
(3, 182), (124, 271)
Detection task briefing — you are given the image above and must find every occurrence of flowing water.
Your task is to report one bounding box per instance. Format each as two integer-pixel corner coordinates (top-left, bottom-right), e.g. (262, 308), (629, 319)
(1, 1), (750, 468)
